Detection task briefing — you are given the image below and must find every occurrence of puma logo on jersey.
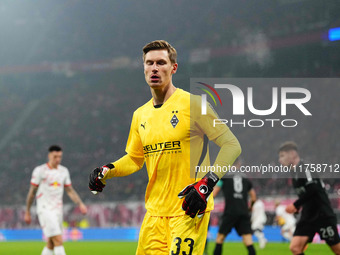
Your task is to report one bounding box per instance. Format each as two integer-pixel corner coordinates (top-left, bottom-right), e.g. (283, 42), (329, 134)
(141, 122), (146, 129)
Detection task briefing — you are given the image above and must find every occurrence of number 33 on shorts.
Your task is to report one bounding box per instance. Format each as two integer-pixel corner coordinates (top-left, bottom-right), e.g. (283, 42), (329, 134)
(168, 212), (210, 255)
(171, 237), (194, 255)
(136, 212), (210, 255)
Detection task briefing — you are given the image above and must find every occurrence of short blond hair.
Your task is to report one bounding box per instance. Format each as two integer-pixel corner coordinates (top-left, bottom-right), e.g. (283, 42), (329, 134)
(279, 141), (298, 152)
(142, 40), (177, 64)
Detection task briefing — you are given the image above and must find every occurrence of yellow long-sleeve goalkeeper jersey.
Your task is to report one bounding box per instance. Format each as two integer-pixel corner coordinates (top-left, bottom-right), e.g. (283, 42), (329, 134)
(124, 88), (232, 216)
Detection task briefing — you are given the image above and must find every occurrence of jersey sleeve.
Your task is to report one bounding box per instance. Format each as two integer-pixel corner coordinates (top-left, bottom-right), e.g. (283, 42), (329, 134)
(64, 168), (72, 187)
(30, 167), (41, 186)
(293, 179), (318, 208)
(126, 110), (144, 158)
(192, 95), (229, 141)
(217, 179), (223, 188)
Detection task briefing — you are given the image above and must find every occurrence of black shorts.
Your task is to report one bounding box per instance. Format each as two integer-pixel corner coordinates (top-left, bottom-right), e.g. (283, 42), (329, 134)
(218, 212), (252, 236)
(294, 217), (340, 246)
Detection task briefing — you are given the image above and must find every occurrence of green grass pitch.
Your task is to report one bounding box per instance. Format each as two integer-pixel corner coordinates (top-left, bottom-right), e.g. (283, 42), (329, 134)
(0, 241), (333, 254)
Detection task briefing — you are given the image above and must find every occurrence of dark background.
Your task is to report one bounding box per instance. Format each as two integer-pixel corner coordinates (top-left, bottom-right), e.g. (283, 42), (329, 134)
(0, 0), (339, 213)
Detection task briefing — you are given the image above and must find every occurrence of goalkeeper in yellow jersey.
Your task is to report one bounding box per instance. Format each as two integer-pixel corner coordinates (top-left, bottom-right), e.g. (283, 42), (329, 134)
(89, 40), (241, 255)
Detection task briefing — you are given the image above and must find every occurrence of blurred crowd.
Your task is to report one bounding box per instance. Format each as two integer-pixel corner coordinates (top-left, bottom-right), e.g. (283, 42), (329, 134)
(0, 0), (339, 230)
(0, 73), (339, 208)
(0, 0), (338, 66)
(0, 73), (150, 205)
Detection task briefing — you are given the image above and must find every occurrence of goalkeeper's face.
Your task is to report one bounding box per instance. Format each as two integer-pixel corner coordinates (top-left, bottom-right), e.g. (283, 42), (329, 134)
(143, 49), (178, 89)
(48, 151), (63, 167)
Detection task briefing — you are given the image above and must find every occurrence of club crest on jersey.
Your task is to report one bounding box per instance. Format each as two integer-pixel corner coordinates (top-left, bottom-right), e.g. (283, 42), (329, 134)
(171, 111), (179, 128)
(50, 181), (61, 188)
(199, 185), (208, 194)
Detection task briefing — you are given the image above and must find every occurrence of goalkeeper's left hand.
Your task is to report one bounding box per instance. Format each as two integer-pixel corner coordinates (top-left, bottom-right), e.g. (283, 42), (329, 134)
(178, 172), (219, 218)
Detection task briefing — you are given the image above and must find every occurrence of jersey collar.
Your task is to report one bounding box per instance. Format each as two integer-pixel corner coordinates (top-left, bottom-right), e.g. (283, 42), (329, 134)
(47, 163), (57, 170)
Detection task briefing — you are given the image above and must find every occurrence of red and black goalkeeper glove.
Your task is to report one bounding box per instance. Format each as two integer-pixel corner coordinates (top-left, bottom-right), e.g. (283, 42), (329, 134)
(178, 172), (219, 218)
(89, 164), (114, 194)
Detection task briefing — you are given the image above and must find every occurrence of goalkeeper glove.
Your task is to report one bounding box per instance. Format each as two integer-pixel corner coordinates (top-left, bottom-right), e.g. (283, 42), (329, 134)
(89, 164), (114, 194)
(178, 171), (219, 218)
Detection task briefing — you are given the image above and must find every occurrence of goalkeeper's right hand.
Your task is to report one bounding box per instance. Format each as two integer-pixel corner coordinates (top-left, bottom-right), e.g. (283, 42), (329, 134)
(89, 164), (114, 194)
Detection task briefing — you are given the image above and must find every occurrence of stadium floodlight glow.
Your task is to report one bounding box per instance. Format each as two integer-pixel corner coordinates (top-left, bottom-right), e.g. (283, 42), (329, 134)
(328, 27), (340, 41)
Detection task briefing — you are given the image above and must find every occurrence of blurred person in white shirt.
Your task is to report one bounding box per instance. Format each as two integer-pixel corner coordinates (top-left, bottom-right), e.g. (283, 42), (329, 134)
(25, 145), (87, 255)
(251, 199), (267, 249)
(275, 200), (296, 241)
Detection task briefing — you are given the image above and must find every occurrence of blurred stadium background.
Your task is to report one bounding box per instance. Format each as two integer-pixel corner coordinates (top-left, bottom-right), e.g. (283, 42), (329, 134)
(0, 0), (340, 253)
